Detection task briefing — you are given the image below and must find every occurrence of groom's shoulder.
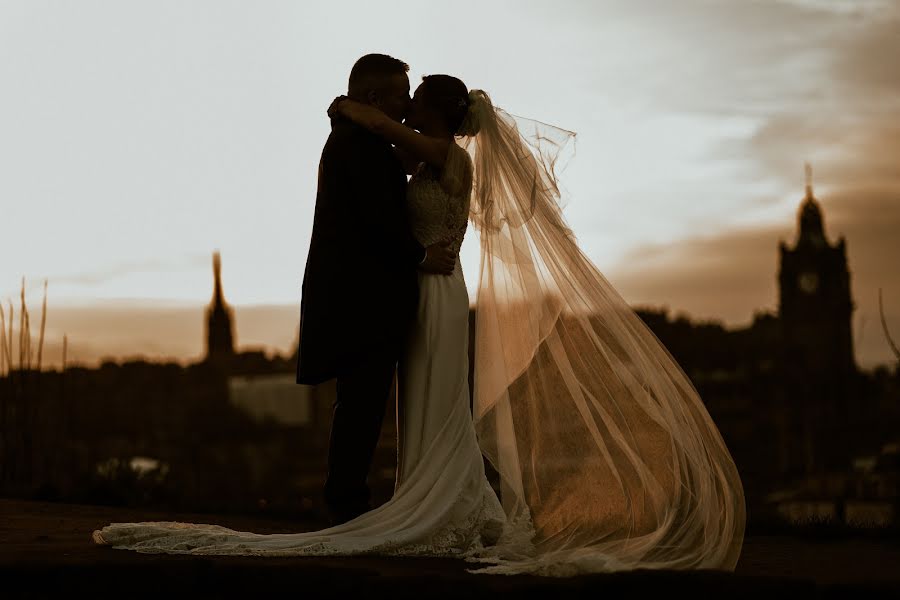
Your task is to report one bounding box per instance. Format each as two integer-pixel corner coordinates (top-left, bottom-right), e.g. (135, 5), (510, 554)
(328, 118), (376, 145)
(326, 119), (389, 156)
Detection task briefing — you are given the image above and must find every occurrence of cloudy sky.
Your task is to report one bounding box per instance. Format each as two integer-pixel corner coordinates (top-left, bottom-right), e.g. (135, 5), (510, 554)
(1, 0), (898, 369)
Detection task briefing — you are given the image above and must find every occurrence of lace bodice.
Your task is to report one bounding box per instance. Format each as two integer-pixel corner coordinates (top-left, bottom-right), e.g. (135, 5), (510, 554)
(406, 142), (473, 256)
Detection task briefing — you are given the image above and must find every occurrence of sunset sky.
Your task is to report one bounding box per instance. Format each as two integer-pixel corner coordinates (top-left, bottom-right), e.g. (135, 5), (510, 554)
(1, 0), (898, 369)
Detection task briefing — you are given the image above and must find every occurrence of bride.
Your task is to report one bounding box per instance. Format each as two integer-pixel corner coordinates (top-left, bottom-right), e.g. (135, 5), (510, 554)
(92, 72), (746, 577)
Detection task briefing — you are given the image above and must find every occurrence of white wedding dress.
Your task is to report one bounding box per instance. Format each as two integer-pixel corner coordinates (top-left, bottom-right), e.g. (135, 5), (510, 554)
(92, 142), (509, 562)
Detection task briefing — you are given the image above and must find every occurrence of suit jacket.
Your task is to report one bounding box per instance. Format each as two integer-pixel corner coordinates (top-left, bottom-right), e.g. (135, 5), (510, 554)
(296, 118), (425, 385)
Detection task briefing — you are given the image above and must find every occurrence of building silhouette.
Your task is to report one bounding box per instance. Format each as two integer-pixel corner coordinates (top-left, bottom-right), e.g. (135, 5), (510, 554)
(777, 163), (857, 477)
(205, 250), (236, 363)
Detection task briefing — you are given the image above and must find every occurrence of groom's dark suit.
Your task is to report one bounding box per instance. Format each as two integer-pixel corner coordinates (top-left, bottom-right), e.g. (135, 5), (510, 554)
(296, 117), (425, 519)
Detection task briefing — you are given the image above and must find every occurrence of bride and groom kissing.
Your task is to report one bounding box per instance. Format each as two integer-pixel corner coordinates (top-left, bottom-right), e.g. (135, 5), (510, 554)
(297, 53), (488, 528)
(93, 53), (746, 577)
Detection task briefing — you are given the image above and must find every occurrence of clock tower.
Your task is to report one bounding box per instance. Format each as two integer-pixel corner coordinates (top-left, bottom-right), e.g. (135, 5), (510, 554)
(777, 164), (856, 476)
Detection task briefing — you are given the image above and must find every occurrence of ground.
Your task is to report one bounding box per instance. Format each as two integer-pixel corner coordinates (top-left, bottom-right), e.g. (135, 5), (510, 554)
(2, 499), (899, 598)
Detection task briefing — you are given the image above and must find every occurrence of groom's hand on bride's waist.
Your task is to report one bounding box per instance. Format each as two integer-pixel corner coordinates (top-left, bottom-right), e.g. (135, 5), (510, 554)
(419, 240), (455, 275)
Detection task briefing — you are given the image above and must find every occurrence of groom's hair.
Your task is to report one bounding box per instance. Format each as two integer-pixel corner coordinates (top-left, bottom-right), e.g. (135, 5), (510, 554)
(348, 53), (409, 100)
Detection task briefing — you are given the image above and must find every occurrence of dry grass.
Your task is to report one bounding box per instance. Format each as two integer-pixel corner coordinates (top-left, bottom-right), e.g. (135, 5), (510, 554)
(0, 277), (59, 376)
(879, 288), (900, 366)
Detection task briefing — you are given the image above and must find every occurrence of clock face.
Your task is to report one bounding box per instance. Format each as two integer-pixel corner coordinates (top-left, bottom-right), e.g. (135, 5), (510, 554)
(798, 272), (819, 294)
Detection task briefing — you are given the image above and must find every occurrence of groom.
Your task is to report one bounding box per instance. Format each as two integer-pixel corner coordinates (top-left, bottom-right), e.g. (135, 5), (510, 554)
(296, 53), (456, 525)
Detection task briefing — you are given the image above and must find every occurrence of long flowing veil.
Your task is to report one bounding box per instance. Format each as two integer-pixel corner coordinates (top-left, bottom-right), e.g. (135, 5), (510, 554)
(456, 90), (746, 576)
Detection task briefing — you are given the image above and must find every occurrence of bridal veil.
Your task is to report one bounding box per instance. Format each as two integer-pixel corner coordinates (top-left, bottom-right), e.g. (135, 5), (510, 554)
(454, 90), (746, 576)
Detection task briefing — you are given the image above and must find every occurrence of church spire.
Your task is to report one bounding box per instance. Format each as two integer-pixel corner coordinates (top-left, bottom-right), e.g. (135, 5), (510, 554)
(212, 250), (225, 305)
(804, 161), (814, 200)
(205, 249), (235, 362)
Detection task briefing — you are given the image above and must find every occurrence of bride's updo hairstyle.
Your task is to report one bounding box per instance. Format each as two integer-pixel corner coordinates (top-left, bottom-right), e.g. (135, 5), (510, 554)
(420, 74), (482, 137)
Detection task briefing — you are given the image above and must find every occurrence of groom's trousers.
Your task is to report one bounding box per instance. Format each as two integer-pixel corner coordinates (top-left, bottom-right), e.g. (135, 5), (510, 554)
(323, 345), (399, 520)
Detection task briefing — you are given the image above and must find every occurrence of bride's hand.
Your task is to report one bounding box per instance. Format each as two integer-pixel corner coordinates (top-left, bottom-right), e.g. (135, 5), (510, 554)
(327, 95), (348, 119)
